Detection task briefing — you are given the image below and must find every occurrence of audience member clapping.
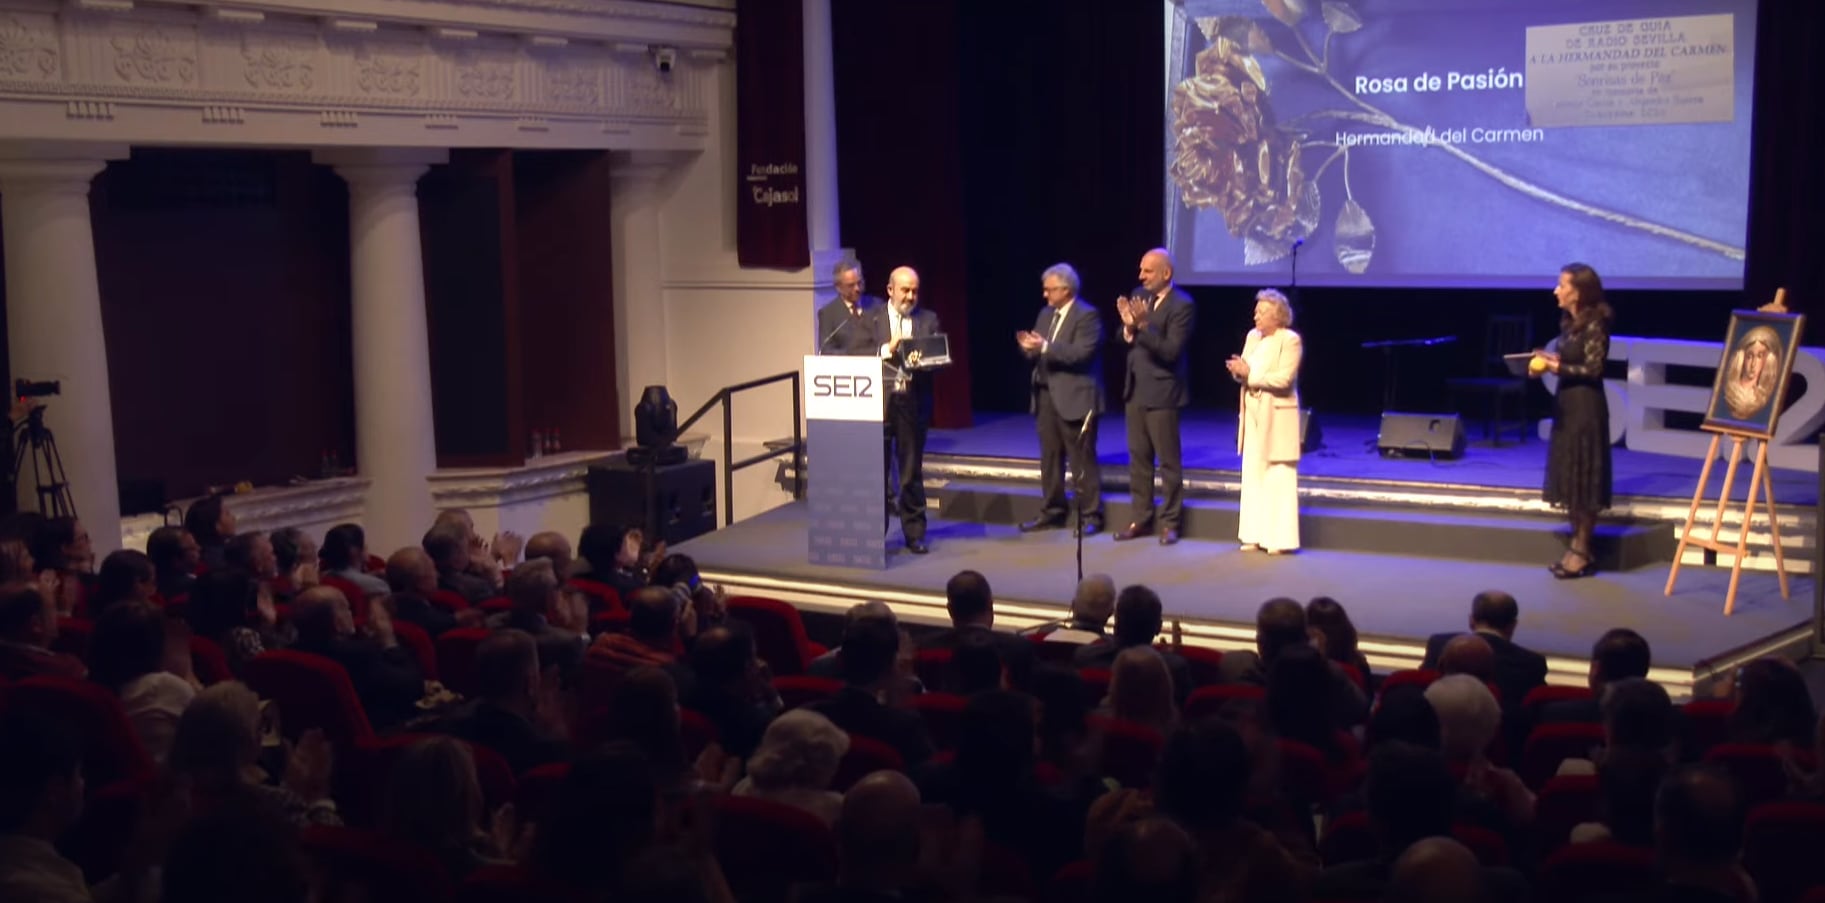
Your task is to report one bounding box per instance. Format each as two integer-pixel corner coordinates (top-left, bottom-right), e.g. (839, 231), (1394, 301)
(168, 681), (339, 826)
(1076, 584), (1192, 701)
(685, 624), (783, 759)
(493, 558), (588, 681)
(432, 629), (568, 775)
(380, 735), (507, 880)
(808, 615), (933, 766)
(185, 568), (293, 677)
(384, 545), (468, 637)
(1426, 674), (1534, 827)
(289, 585), (425, 731)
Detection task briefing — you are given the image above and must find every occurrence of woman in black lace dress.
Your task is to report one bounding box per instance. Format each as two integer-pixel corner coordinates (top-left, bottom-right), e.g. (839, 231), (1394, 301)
(1534, 263), (1613, 578)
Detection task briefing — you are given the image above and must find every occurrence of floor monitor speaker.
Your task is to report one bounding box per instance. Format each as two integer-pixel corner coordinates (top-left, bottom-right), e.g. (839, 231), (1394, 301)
(1377, 412), (1467, 459)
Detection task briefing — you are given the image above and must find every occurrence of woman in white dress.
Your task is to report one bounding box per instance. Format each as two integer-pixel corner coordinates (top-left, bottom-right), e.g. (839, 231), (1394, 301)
(1226, 289), (1303, 554)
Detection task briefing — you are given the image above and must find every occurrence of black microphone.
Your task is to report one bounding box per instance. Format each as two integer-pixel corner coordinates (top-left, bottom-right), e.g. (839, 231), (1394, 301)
(819, 312), (853, 352)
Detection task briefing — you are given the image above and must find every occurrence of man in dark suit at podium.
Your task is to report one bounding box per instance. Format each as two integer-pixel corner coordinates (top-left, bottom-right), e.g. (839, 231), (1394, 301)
(1018, 263), (1104, 535)
(874, 266), (941, 554)
(817, 258), (881, 355)
(1116, 248), (1195, 546)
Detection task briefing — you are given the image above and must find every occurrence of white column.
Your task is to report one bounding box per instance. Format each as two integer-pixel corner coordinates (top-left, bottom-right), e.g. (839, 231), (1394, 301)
(0, 145), (128, 554)
(802, 0), (840, 252)
(315, 149), (446, 553)
(611, 156), (675, 437)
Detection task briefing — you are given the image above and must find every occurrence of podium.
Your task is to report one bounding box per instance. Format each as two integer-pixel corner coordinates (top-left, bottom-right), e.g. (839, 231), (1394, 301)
(804, 353), (888, 569)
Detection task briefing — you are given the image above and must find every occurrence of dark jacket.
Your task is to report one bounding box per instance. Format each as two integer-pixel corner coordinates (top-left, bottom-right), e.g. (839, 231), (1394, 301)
(817, 295), (883, 356)
(871, 305), (943, 422)
(292, 633), (425, 731)
(1029, 300), (1105, 422)
(1123, 286), (1195, 409)
(808, 686), (934, 767)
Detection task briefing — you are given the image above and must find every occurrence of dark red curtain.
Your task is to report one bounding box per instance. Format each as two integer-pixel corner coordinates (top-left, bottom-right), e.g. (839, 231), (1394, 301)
(735, 0), (810, 269)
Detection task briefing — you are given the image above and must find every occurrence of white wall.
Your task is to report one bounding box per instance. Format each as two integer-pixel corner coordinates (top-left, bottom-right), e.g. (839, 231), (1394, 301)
(647, 60), (821, 523)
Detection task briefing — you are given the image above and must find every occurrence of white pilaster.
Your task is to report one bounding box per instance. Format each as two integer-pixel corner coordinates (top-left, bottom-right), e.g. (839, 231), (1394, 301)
(802, 0), (840, 252)
(0, 143), (129, 553)
(315, 148), (447, 554)
(611, 155), (678, 436)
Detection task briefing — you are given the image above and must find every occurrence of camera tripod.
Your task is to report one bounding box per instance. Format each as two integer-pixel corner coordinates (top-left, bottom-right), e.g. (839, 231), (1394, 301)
(12, 406), (76, 518)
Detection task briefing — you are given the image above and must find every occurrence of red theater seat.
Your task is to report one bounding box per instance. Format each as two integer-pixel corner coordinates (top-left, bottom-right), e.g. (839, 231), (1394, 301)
(1520, 722), (1605, 789)
(243, 650), (375, 748)
(1745, 801), (1825, 903)
(772, 675), (842, 709)
(8, 676), (154, 787)
(726, 595), (827, 676)
(434, 627), (491, 698)
(832, 734), (905, 791)
(910, 692), (968, 750)
(709, 794), (839, 903)
(1184, 684), (1265, 719)
(565, 578), (623, 614)
(1090, 716), (1163, 789)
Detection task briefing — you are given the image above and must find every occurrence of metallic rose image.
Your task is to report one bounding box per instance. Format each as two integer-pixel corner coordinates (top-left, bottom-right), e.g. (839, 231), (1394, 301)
(1722, 325), (1781, 421)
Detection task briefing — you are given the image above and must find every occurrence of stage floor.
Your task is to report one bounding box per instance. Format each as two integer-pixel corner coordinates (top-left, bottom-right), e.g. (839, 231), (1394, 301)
(681, 502), (1813, 689)
(926, 412), (1820, 506)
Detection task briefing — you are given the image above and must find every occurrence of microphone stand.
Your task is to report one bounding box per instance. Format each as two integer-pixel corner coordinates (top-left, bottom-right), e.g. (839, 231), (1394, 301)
(1289, 239), (1303, 309)
(1072, 411), (1095, 586)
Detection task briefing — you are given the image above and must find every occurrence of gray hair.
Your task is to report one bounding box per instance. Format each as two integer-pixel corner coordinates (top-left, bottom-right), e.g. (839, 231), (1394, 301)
(1041, 263), (1081, 295)
(1424, 675), (1500, 760)
(507, 558), (560, 611)
(832, 258), (863, 282)
(1071, 574), (1117, 624)
(745, 709), (851, 791)
(169, 681), (263, 777)
(1255, 288), (1294, 327)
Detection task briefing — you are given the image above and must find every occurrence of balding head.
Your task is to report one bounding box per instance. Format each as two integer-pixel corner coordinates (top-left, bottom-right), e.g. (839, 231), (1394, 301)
(1139, 248), (1175, 293)
(292, 586), (352, 642)
(1439, 634), (1495, 681)
(524, 532), (572, 580)
(385, 547), (437, 595)
(1387, 837), (1484, 903)
(838, 771), (922, 887)
(886, 266), (920, 315)
(1071, 574), (1116, 629)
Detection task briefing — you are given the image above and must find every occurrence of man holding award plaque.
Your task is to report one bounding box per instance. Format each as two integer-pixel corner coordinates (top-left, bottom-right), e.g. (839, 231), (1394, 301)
(874, 266), (945, 554)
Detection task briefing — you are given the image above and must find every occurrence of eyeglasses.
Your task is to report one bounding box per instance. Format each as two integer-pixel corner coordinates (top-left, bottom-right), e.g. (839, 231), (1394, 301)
(1042, 286), (1070, 293)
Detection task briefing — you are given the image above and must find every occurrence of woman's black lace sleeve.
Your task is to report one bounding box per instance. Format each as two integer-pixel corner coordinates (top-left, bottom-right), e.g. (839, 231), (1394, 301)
(1558, 321), (1610, 379)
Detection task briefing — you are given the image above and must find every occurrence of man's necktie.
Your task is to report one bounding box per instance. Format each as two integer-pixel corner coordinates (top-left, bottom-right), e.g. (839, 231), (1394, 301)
(1048, 309), (1066, 343)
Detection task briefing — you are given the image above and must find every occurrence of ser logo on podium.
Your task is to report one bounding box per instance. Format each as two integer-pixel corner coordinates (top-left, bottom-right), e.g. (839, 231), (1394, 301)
(812, 375), (874, 398)
(805, 355), (884, 423)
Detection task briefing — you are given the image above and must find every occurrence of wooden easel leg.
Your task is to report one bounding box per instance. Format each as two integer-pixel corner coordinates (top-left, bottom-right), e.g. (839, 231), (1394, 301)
(1727, 440), (1764, 616)
(1667, 433), (1723, 596)
(1711, 437), (1745, 546)
(1759, 442), (1791, 599)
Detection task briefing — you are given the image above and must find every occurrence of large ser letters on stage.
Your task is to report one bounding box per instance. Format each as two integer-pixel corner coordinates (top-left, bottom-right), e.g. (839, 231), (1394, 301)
(735, 0), (810, 268)
(1542, 336), (1825, 472)
(805, 354), (888, 569)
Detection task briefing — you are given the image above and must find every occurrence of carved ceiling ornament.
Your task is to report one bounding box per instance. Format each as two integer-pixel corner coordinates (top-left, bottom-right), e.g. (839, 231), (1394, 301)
(111, 25), (197, 85)
(621, 60), (675, 113)
(0, 14), (58, 80)
(544, 59), (599, 106)
(241, 33), (316, 91)
(355, 46), (421, 96)
(456, 56), (514, 100)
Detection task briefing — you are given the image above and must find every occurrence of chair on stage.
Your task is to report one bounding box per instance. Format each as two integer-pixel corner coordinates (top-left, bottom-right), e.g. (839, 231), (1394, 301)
(1445, 314), (1534, 446)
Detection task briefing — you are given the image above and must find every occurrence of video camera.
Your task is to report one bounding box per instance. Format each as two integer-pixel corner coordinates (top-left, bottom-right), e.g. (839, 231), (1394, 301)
(15, 379), (59, 399)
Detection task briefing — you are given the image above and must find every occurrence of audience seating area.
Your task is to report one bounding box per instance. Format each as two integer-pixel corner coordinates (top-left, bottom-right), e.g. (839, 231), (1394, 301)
(0, 511), (1820, 903)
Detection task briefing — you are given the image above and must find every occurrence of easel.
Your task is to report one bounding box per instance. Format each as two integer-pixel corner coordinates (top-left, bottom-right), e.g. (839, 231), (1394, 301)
(1664, 290), (1797, 615)
(1664, 430), (1790, 614)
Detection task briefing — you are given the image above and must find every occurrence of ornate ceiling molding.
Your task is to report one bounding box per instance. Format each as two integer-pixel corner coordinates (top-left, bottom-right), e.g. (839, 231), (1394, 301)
(0, 0), (729, 150)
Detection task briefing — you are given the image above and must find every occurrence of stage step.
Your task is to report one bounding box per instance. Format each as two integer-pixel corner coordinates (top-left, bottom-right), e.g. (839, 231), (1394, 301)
(933, 479), (1675, 571)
